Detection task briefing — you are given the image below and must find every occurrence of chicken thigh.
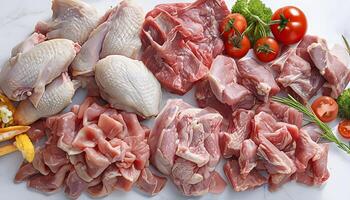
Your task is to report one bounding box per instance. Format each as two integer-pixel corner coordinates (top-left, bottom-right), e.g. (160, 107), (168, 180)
(14, 73), (80, 125)
(0, 38), (79, 105)
(95, 55), (161, 117)
(35, 0), (102, 45)
(71, 0), (144, 76)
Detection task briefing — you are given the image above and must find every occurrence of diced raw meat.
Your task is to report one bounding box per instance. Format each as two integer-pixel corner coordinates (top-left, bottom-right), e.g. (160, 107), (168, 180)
(224, 160), (266, 192)
(239, 139), (258, 177)
(85, 148), (111, 179)
(32, 147), (50, 176)
(256, 101), (303, 128)
(208, 171), (227, 194)
(208, 55), (255, 110)
(135, 168), (167, 196)
(257, 136), (296, 175)
(65, 170), (88, 199)
(26, 120), (46, 143)
(220, 109), (255, 158)
(14, 162), (39, 183)
(141, 0), (229, 94)
(312, 144), (330, 184)
(269, 35), (326, 104)
(237, 58), (280, 102)
(300, 123), (324, 142)
(195, 79), (233, 119)
(27, 165), (72, 194)
(149, 99), (224, 196)
(308, 39), (350, 98)
(295, 129), (322, 171)
(252, 112), (299, 149)
(42, 143), (69, 173)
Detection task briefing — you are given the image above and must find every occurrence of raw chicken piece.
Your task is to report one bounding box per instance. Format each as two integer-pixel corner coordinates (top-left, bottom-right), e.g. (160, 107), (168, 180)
(141, 0), (229, 94)
(71, 22), (110, 76)
(149, 99), (225, 196)
(65, 170), (88, 199)
(35, 0), (101, 44)
(208, 55), (255, 110)
(95, 55), (161, 118)
(11, 32), (46, 57)
(14, 73), (80, 125)
(71, 0), (144, 76)
(100, 0), (144, 59)
(237, 58), (280, 102)
(308, 40), (350, 98)
(0, 39), (79, 104)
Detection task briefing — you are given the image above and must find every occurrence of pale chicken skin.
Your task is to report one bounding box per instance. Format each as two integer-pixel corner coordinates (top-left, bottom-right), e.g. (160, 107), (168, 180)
(0, 38), (79, 105)
(71, 0), (144, 76)
(14, 73), (80, 125)
(35, 0), (102, 45)
(94, 55), (161, 118)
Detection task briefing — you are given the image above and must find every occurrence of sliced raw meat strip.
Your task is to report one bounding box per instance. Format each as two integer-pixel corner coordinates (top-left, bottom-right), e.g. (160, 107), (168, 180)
(224, 160), (266, 192)
(237, 58), (280, 102)
(14, 162), (40, 183)
(65, 170), (88, 199)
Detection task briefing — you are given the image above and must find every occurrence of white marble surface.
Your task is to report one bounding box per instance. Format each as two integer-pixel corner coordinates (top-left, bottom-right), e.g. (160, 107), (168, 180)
(0, 0), (350, 200)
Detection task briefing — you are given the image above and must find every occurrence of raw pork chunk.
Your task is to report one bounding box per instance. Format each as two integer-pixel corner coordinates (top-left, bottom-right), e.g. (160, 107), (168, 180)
(270, 35), (325, 104)
(141, 0), (229, 94)
(237, 58), (280, 102)
(208, 55), (255, 110)
(308, 37), (350, 98)
(148, 99), (226, 196)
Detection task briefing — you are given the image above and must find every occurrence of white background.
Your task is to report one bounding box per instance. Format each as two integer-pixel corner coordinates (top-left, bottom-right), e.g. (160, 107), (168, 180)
(0, 0), (349, 199)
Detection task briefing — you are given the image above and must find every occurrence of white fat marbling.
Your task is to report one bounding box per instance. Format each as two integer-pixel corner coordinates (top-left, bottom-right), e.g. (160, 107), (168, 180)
(0, 0), (349, 200)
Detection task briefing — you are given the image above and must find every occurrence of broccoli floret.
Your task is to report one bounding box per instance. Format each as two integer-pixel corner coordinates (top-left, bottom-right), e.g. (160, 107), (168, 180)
(337, 88), (350, 119)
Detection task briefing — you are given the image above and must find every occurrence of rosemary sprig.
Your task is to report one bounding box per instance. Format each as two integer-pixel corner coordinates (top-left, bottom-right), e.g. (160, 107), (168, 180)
(342, 35), (350, 56)
(272, 95), (350, 155)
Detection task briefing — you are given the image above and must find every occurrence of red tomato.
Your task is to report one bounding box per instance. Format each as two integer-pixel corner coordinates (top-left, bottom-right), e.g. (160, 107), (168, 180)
(254, 37), (280, 62)
(311, 96), (339, 123)
(219, 13), (247, 39)
(225, 35), (251, 59)
(338, 120), (350, 139)
(270, 6), (307, 45)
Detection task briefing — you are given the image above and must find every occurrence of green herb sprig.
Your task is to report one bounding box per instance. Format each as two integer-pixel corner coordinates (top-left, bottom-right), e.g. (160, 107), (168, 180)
(342, 35), (350, 56)
(272, 95), (350, 155)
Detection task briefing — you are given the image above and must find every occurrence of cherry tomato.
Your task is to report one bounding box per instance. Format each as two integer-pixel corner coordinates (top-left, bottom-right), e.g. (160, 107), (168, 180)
(270, 6), (307, 45)
(311, 96), (338, 123)
(219, 13), (247, 39)
(338, 120), (350, 139)
(225, 34), (251, 59)
(254, 37), (280, 62)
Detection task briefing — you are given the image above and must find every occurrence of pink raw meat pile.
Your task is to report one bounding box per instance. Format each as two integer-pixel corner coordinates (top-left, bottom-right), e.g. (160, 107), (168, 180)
(222, 101), (330, 191)
(148, 99), (226, 196)
(141, 0), (229, 94)
(14, 98), (166, 199)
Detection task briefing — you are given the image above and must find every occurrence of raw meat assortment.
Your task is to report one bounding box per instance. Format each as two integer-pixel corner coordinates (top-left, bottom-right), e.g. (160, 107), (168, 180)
(0, 38), (79, 104)
(222, 103), (330, 192)
(71, 0), (144, 76)
(14, 73), (80, 125)
(148, 99), (226, 196)
(141, 0), (229, 94)
(14, 98), (167, 199)
(35, 0), (102, 45)
(308, 37), (350, 98)
(94, 55), (162, 118)
(237, 58), (280, 102)
(270, 35), (326, 104)
(208, 55), (255, 110)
